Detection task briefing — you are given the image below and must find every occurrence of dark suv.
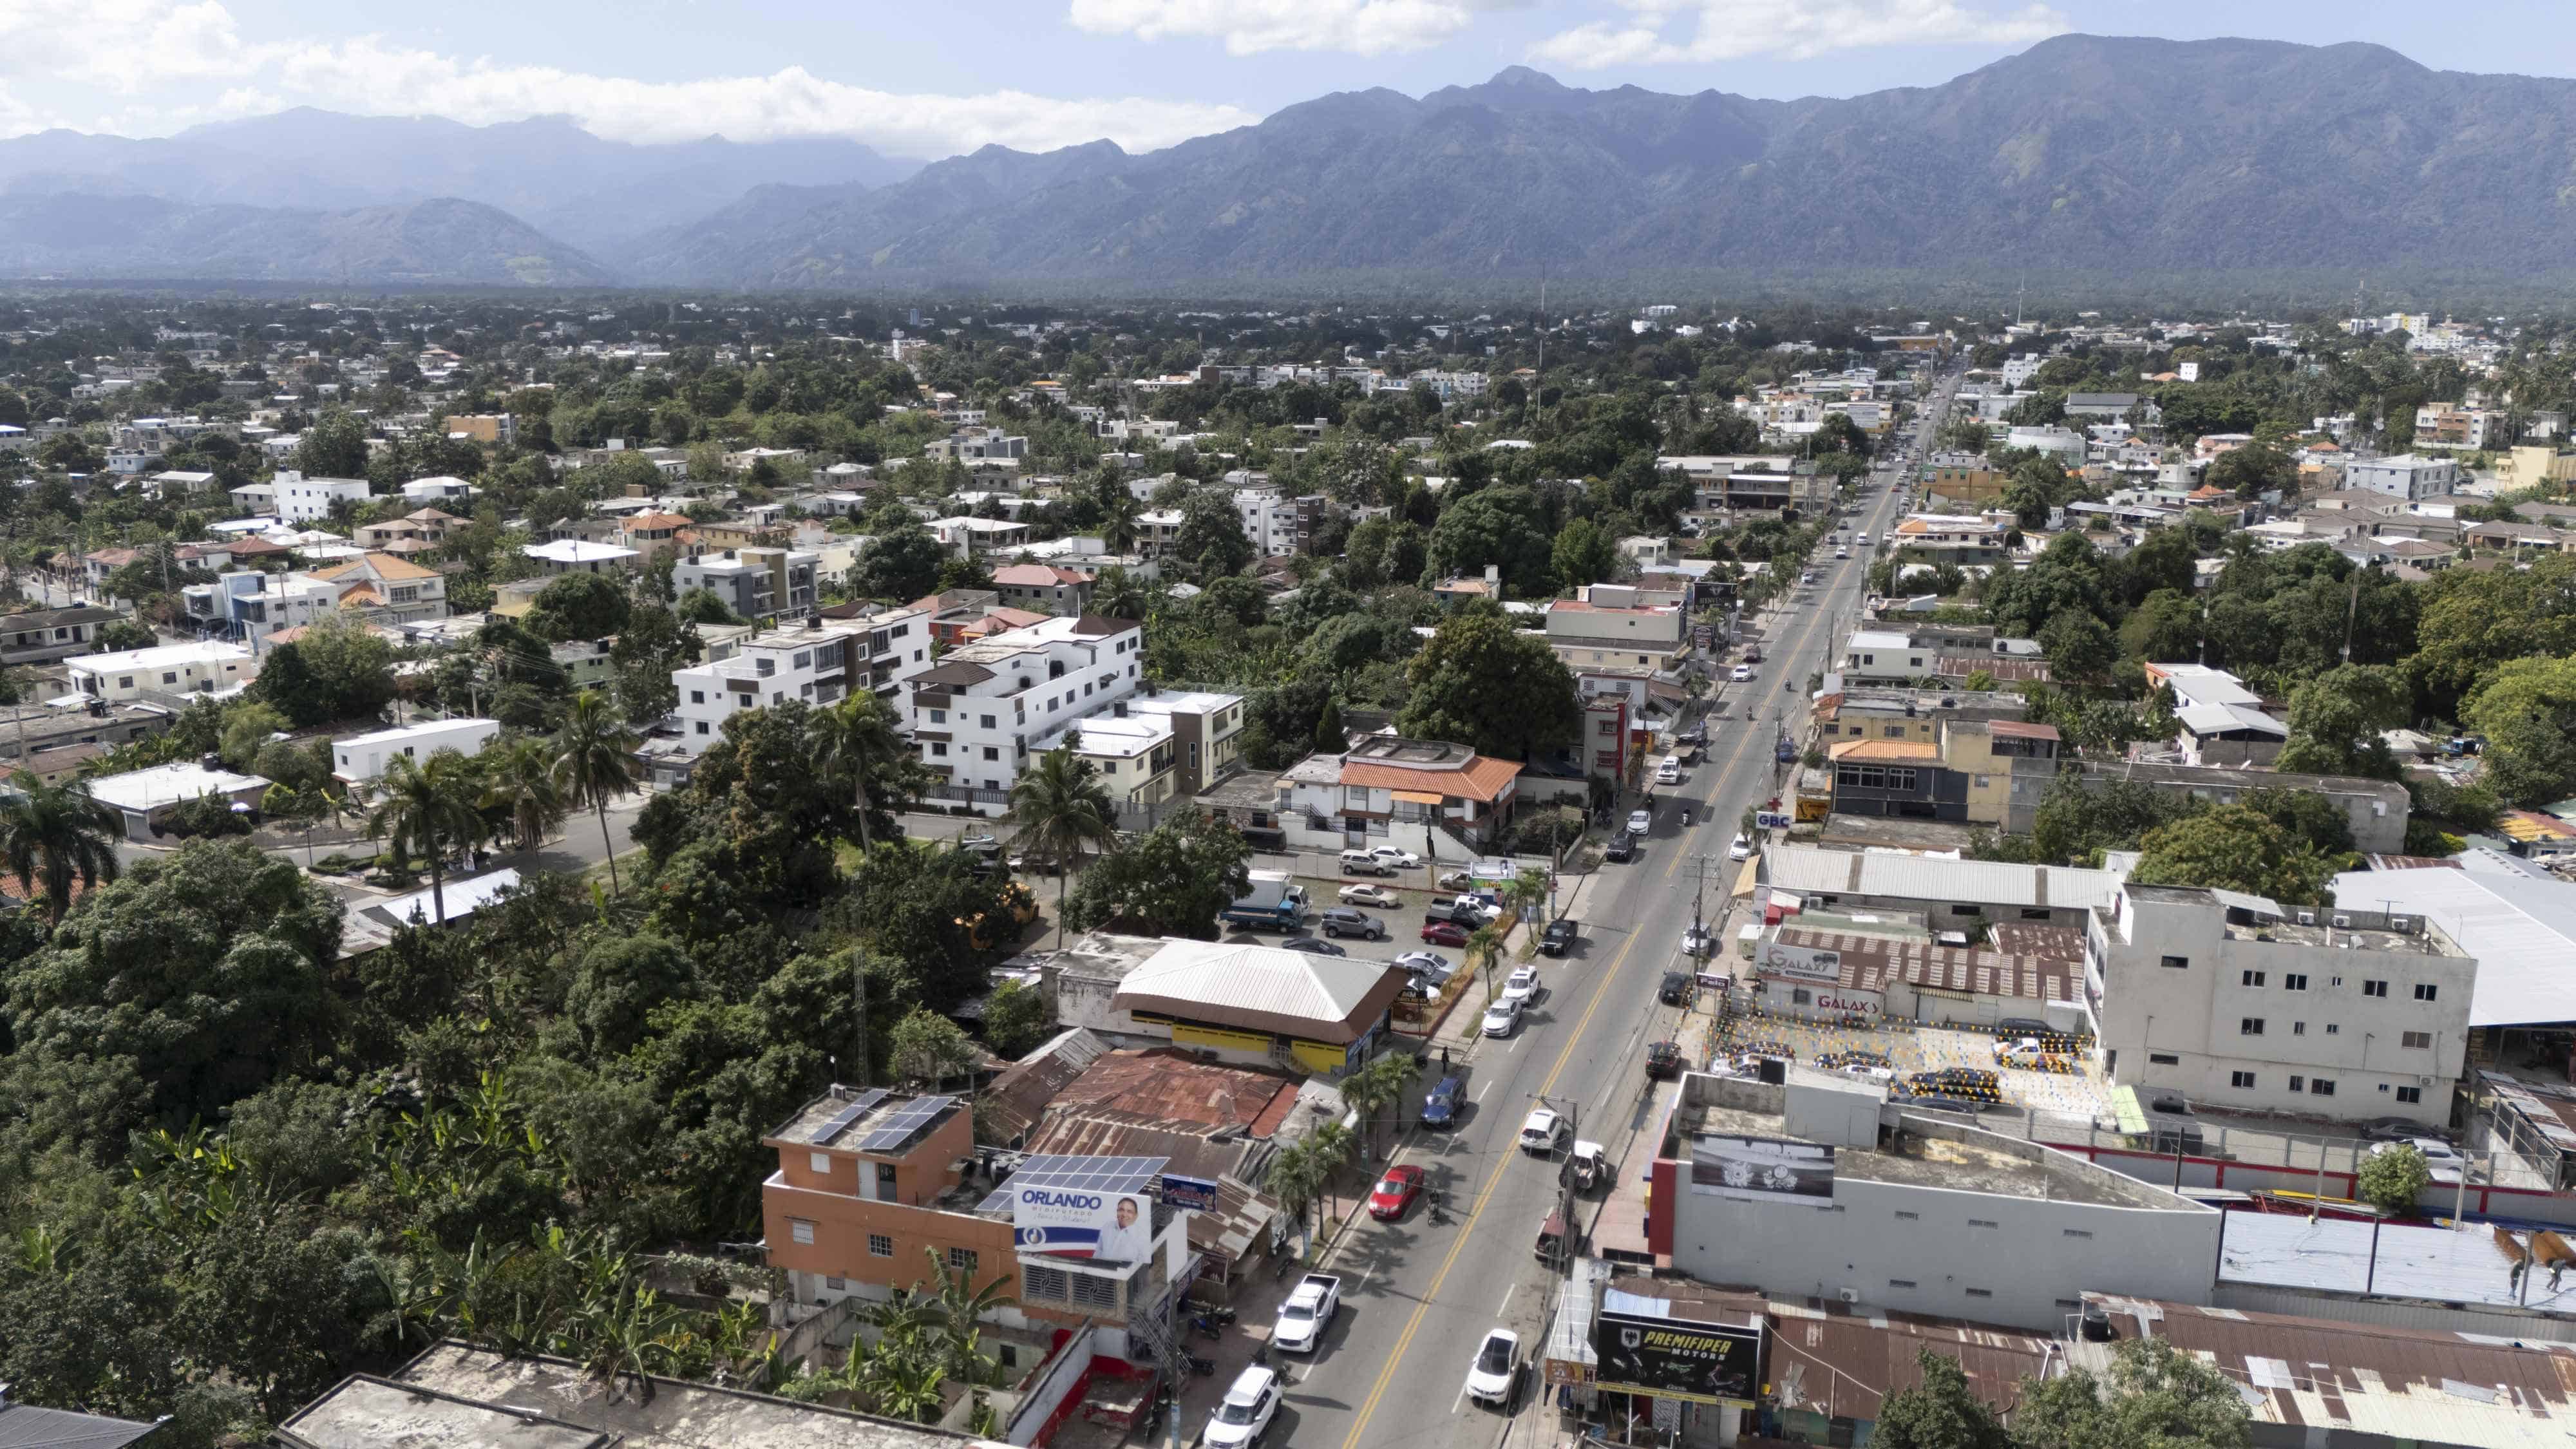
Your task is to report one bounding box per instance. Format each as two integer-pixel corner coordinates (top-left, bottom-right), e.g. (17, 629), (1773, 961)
(1604, 831), (1636, 862)
(1658, 971), (1692, 1006)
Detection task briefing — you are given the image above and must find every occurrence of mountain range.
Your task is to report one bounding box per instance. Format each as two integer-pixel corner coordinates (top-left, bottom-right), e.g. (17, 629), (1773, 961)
(10, 35), (2576, 289)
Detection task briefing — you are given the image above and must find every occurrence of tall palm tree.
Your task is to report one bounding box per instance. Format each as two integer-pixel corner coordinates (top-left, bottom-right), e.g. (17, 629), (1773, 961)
(1304, 1119), (1358, 1229)
(1005, 746), (1116, 945)
(0, 778), (122, 922)
(553, 689), (639, 895)
(810, 692), (908, 851)
(480, 736), (569, 854)
(1265, 1141), (1329, 1250)
(366, 748), (485, 924)
(1091, 565), (1147, 621)
(1346, 1052), (1419, 1159)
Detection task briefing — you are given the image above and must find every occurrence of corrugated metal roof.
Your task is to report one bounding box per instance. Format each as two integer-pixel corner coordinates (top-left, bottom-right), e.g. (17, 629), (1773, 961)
(1775, 925), (2078, 1003)
(981, 1027), (1113, 1143)
(2332, 866), (2576, 1028)
(2080, 1294), (2576, 1448)
(1765, 1300), (2050, 1421)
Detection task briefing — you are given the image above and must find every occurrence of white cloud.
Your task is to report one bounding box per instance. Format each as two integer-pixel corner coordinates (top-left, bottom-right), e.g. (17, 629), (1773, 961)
(0, 0), (1258, 156)
(1068, 0), (1516, 56)
(1531, 0), (2067, 66)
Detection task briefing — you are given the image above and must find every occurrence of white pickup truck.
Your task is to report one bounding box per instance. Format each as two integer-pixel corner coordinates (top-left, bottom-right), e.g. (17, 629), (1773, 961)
(1272, 1273), (1341, 1354)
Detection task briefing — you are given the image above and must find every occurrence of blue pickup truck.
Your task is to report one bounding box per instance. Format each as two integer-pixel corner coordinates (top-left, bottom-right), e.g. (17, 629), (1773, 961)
(1220, 878), (1309, 931)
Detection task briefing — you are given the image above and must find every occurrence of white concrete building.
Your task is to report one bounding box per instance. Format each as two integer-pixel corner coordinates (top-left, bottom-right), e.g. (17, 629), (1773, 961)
(2090, 884), (2474, 1126)
(905, 614), (1146, 811)
(670, 607), (932, 755)
(2003, 425), (2088, 466)
(1233, 489), (1297, 557)
(2343, 453), (2461, 502)
(246, 470), (374, 523)
(332, 718), (500, 785)
(520, 539), (639, 575)
(68, 640), (258, 704)
(1656, 1070), (2218, 1332)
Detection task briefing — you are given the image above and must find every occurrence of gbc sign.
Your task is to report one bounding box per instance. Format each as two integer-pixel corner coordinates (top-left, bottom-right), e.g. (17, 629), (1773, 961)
(1760, 941), (1842, 985)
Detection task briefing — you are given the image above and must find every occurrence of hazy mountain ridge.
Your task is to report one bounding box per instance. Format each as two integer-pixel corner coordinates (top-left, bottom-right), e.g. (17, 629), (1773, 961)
(627, 36), (2576, 287)
(0, 194), (615, 287)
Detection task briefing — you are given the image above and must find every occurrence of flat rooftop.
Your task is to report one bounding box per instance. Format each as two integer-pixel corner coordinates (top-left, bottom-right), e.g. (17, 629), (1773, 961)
(1674, 1090), (2180, 1211)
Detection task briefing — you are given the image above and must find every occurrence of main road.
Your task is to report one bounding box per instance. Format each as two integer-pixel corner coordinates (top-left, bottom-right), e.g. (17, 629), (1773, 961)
(1269, 368), (1961, 1449)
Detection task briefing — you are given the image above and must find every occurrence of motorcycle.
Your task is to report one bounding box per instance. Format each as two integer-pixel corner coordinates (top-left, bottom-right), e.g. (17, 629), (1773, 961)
(1191, 1315), (1225, 1341)
(1141, 1387), (1173, 1439)
(1196, 1304), (1238, 1325)
(1186, 1354), (1219, 1376)
(1680, 808), (1692, 827)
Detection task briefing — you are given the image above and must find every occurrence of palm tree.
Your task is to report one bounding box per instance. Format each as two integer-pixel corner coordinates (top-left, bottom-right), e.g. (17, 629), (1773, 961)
(553, 689), (639, 895)
(0, 777), (122, 923)
(480, 736), (568, 854)
(366, 749), (485, 924)
(1092, 565), (1147, 621)
(1305, 1119), (1358, 1229)
(1005, 746), (1116, 945)
(1265, 1141), (1329, 1251)
(1348, 1052), (1419, 1159)
(810, 692), (907, 851)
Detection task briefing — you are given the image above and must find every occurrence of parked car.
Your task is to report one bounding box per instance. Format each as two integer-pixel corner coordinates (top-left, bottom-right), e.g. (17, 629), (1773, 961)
(1370, 846), (1423, 870)
(1518, 1108), (1567, 1153)
(1730, 664), (1754, 682)
(1540, 919), (1578, 956)
(1466, 1329), (1520, 1408)
(1338, 849), (1394, 877)
(1368, 1165), (1425, 1220)
(1742, 645), (1762, 663)
(1421, 920), (1470, 947)
(1421, 1074), (1466, 1130)
(1658, 971), (1692, 1005)
(1482, 998), (1522, 1037)
(1728, 833), (1754, 861)
(1338, 883), (1401, 909)
(1396, 951), (1455, 981)
(1436, 869), (1477, 891)
(1280, 936), (1347, 957)
(1502, 966), (1540, 1006)
(1645, 1041), (1684, 1079)
(1316, 907), (1385, 941)
(1427, 894), (1502, 927)
(1604, 831), (1637, 862)
(1627, 808), (1653, 835)
(1205, 1365), (1281, 1448)
(1681, 924), (1715, 957)
(2360, 1116), (2448, 1143)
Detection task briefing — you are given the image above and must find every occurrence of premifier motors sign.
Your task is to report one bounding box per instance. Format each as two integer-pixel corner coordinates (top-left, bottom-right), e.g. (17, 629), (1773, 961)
(1593, 1309), (1763, 1406)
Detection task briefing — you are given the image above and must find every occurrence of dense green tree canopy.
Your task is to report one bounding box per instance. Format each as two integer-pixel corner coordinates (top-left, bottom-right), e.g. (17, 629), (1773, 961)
(1397, 609), (1581, 761)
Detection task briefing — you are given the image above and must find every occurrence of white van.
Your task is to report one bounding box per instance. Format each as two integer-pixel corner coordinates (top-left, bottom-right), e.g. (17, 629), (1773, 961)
(1655, 755), (1681, 785)
(1338, 849), (1392, 876)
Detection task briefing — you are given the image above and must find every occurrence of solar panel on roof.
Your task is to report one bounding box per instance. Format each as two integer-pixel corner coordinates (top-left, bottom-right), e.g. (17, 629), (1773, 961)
(855, 1094), (957, 1153)
(974, 1153), (1171, 1215)
(807, 1087), (891, 1145)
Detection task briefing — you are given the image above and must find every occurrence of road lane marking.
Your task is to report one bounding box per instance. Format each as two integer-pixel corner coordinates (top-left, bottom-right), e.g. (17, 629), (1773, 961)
(1331, 500), (1881, 1449)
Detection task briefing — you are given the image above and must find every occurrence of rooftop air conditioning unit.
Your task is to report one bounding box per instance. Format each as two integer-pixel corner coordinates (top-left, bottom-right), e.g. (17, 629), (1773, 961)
(2389, 916), (2412, 933)
(2297, 912), (2317, 926)
(2332, 915), (2353, 929)
(1837, 1288), (1861, 1304)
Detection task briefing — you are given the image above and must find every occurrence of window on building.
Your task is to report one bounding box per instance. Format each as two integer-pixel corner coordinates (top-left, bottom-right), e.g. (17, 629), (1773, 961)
(2240, 1018), (2264, 1036)
(867, 1235), (894, 1258)
(2241, 970), (2266, 987)
(790, 1219), (815, 1245)
(931, 743), (947, 757)
(1964, 1288), (1994, 1298)
(690, 690), (705, 705)
(2020, 908), (2052, 922)
(877, 1163), (897, 1195)
(2363, 980), (2388, 998)
(2062, 1229), (2094, 1238)
(981, 714), (996, 728)
(1893, 1210), (1920, 1220)
(2414, 983), (2439, 1002)
(2326, 1023), (2340, 1034)
(948, 1247), (978, 1274)
(2289, 1075), (2305, 1092)
(2149, 1052), (2179, 1065)
(2309, 1078), (2336, 1097)
(2161, 955), (2190, 970)
(2284, 973), (2307, 991)
(695, 722), (709, 735)
(2230, 1070), (2257, 1088)
(983, 746), (999, 761)
(2396, 1086), (2422, 1104)
(1022, 1265), (1067, 1301)
(1967, 1218), (1999, 1229)
(824, 1275), (846, 1290)
(808, 1151), (832, 1174)
(1889, 1278), (1918, 1289)
(2402, 1030), (2432, 1049)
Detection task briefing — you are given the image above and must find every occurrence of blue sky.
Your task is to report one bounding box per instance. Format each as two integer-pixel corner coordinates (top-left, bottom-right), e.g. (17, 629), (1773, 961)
(3, 0), (2571, 159)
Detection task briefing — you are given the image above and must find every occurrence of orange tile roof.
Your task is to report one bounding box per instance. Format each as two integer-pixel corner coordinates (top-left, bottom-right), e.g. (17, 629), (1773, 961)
(1340, 753), (1522, 802)
(313, 551), (438, 583)
(624, 511), (693, 529)
(1830, 738), (1940, 762)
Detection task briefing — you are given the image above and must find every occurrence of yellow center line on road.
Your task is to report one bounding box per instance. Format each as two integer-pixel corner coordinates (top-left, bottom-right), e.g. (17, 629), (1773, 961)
(1331, 552), (1882, 1448)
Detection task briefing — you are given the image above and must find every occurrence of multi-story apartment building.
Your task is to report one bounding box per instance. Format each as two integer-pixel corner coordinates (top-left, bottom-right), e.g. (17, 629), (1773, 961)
(184, 570), (347, 643)
(990, 563), (1094, 617)
(1544, 587), (1693, 674)
(1234, 488), (1298, 556)
(234, 470), (372, 522)
(907, 615), (1146, 810)
(672, 546), (819, 624)
(1126, 690), (1244, 800)
(2091, 885), (2474, 1127)
(670, 606), (933, 755)
(0, 605), (121, 665)
(2412, 404), (2496, 451)
(2344, 453), (2461, 501)
(1655, 455), (1833, 516)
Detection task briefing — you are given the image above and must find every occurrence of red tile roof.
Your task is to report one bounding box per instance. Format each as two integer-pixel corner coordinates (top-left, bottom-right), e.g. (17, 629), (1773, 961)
(1340, 753), (1522, 803)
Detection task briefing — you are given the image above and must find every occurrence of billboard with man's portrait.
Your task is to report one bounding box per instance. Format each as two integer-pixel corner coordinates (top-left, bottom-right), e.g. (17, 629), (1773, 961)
(1011, 1184), (1157, 1264)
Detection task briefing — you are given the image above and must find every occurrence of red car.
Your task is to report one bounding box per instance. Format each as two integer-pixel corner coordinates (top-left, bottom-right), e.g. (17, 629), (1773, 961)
(1368, 1164), (1425, 1220)
(1421, 919), (1470, 947)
